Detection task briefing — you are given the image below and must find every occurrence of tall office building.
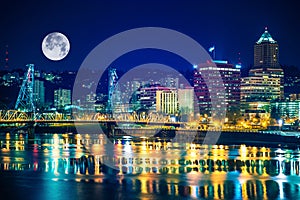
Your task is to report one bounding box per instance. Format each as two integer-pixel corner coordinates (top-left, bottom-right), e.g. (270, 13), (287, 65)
(137, 84), (171, 111)
(178, 87), (194, 114)
(54, 88), (71, 109)
(240, 28), (283, 114)
(156, 90), (178, 115)
(254, 27), (279, 68)
(178, 87), (194, 121)
(33, 79), (45, 109)
(240, 75), (281, 113)
(194, 60), (241, 121)
(251, 27), (284, 98)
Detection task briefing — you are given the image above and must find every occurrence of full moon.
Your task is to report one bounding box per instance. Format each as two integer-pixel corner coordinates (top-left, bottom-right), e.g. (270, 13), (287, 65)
(42, 32), (70, 61)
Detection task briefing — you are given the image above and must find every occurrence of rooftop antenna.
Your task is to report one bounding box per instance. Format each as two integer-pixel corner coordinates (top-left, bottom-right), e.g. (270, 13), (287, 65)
(5, 45), (9, 69)
(238, 52), (242, 65)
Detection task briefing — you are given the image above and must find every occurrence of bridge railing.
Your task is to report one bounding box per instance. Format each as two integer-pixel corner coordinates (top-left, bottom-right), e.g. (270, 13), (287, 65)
(0, 110), (29, 121)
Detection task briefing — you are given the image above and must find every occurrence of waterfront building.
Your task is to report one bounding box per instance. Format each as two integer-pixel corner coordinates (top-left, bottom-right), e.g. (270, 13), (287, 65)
(33, 79), (45, 109)
(251, 27), (284, 98)
(193, 60), (240, 121)
(54, 88), (71, 109)
(156, 90), (178, 115)
(271, 100), (300, 120)
(254, 28), (279, 68)
(240, 28), (283, 115)
(178, 87), (194, 121)
(249, 67), (284, 99)
(240, 75), (280, 113)
(137, 84), (171, 111)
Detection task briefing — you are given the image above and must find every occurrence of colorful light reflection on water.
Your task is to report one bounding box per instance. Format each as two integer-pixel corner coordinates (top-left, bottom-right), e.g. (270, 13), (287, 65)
(1, 131), (300, 199)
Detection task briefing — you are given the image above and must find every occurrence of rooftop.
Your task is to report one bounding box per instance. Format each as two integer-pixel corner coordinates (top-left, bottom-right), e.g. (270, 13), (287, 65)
(256, 27), (277, 44)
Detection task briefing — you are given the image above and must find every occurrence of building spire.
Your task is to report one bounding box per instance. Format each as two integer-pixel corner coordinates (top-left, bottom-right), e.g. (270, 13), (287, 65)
(256, 27), (276, 44)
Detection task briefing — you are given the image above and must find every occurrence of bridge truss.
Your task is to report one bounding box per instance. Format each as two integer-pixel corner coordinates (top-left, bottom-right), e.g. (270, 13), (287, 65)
(14, 64), (35, 118)
(0, 110), (29, 121)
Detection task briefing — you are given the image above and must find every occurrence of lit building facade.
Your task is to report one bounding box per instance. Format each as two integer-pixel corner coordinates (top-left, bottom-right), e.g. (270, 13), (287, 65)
(193, 60), (240, 121)
(33, 79), (45, 109)
(240, 75), (281, 113)
(289, 94), (300, 101)
(240, 28), (283, 114)
(137, 84), (171, 111)
(54, 88), (71, 109)
(271, 101), (300, 120)
(178, 87), (194, 113)
(254, 28), (279, 68)
(156, 90), (178, 115)
(249, 67), (284, 99)
(251, 27), (284, 98)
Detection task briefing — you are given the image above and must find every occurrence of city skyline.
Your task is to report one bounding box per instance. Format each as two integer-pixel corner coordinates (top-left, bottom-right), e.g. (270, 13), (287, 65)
(0, 0), (300, 72)
(0, 0), (299, 125)
(2, 1), (300, 199)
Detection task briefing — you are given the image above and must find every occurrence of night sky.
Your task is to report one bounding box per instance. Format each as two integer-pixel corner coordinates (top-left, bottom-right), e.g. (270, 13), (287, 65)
(0, 0), (299, 73)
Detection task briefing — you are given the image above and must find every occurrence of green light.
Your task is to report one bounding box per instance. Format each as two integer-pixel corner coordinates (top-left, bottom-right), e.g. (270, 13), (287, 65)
(257, 29), (276, 44)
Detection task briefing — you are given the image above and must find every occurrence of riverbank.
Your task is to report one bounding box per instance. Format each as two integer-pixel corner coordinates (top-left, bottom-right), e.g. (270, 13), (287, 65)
(1, 124), (300, 149)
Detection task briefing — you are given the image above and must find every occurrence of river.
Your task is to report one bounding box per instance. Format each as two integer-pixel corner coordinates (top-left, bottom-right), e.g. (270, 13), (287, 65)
(0, 130), (300, 199)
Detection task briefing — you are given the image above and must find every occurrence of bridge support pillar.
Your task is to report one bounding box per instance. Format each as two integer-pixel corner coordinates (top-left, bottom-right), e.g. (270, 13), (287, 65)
(27, 122), (35, 146)
(106, 122), (116, 138)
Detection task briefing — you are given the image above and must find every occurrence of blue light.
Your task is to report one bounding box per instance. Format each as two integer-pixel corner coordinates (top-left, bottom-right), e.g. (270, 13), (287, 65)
(193, 64), (198, 69)
(170, 116), (176, 122)
(213, 60), (228, 64)
(235, 64), (242, 69)
(256, 28), (276, 44)
(208, 46), (215, 52)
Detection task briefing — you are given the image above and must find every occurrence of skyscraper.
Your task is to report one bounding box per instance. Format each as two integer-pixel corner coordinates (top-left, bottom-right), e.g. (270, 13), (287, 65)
(240, 28), (283, 114)
(178, 87), (194, 121)
(33, 79), (45, 109)
(136, 84), (171, 111)
(194, 60), (240, 121)
(254, 27), (279, 68)
(240, 75), (281, 113)
(250, 27), (284, 98)
(156, 90), (178, 115)
(54, 88), (71, 109)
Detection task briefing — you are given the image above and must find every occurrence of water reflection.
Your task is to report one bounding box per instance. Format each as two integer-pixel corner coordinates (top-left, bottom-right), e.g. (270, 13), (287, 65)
(1, 131), (300, 199)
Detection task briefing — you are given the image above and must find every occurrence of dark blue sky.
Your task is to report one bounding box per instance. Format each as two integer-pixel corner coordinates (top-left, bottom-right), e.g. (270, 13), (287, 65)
(0, 0), (299, 72)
